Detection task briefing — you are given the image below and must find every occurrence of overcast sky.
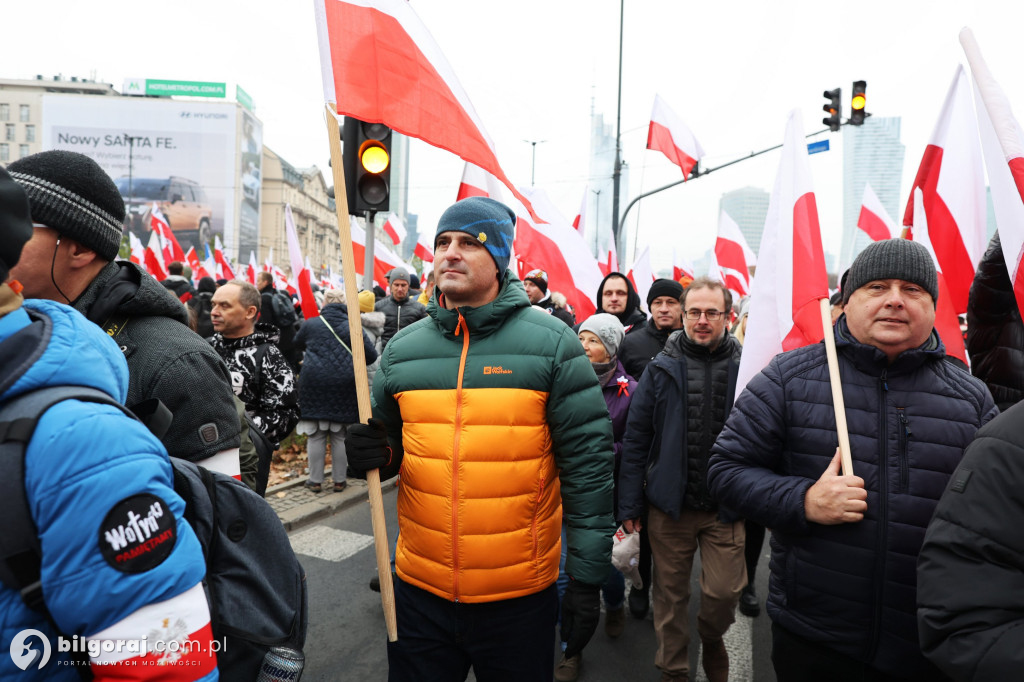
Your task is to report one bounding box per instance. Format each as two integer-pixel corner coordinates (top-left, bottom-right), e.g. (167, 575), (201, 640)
(7, 0), (1021, 272)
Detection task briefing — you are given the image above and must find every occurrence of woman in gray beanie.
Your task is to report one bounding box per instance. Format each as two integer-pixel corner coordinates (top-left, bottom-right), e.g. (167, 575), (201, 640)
(554, 312), (638, 680)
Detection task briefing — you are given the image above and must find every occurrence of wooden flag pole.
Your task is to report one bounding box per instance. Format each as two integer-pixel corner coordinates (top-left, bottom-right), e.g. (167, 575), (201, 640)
(324, 103), (397, 641)
(820, 298), (854, 476)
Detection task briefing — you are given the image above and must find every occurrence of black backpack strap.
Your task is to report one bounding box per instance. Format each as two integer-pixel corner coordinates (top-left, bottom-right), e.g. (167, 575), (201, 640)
(0, 386), (134, 606)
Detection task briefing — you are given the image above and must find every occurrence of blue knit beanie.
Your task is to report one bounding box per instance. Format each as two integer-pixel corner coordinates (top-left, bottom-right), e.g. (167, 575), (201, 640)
(435, 197), (516, 275)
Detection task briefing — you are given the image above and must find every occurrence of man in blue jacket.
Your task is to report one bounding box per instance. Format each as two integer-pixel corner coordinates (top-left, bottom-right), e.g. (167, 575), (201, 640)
(0, 165), (215, 679)
(708, 239), (997, 682)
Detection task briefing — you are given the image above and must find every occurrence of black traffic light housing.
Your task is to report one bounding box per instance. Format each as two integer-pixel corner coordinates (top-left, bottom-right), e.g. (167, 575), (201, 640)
(823, 88), (841, 132)
(342, 117), (392, 214)
(850, 80), (867, 126)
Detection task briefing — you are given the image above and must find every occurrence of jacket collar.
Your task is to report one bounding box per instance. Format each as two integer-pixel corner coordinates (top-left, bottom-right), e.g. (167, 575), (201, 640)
(663, 328), (738, 361)
(834, 315), (944, 376)
(429, 271), (530, 339)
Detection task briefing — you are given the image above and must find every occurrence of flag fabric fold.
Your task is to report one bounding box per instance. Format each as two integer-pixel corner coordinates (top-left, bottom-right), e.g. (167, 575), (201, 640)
(144, 231), (168, 282)
(214, 235), (235, 280)
(857, 183), (899, 242)
(247, 251), (258, 285)
(128, 231), (145, 266)
(383, 212), (407, 247)
(647, 94), (705, 178)
(150, 203), (185, 264)
(285, 204), (320, 319)
(626, 246), (654, 312)
(715, 210), (757, 299)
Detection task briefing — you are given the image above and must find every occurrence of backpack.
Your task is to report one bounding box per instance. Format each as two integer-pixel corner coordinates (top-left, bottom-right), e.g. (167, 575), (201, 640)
(0, 385), (308, 680)
(270, 290), (299, 328)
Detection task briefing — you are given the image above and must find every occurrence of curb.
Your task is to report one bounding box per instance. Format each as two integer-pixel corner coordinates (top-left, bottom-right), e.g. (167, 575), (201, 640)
(270, 474), (398, 532)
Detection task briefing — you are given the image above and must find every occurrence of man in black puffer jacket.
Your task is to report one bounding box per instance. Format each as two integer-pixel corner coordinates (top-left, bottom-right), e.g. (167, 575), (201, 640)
(708, 239), (997, 682)
(619, 277), (744, 682)
(375, 266), (427, 349)
(619, 277), (684, 379)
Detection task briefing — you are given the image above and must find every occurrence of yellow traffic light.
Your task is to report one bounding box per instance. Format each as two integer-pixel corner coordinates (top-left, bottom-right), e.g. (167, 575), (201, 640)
(851, 95), (866, 111)
(360, 142), (390, 174)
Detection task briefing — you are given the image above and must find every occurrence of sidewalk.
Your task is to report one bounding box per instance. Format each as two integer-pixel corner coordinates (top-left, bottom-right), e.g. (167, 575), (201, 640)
(266, 469), (397, 531)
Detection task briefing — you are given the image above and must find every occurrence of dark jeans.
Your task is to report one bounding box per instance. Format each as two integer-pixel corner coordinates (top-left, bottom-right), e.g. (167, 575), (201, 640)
(771, 622), (909, 682)
(387, 577), (559, 681)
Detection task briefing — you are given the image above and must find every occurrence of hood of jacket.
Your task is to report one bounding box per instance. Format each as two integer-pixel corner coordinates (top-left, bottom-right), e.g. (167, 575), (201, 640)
(427, 270), (531, 340)
(595, 271), (646, 326)
(360, 310), (386, 334)
(0, 299), (129, 404)
(75, 260), (188, 327)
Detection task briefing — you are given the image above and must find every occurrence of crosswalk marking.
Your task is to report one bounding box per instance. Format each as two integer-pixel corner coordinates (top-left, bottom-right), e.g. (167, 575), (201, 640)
(289, 525), (375, 563)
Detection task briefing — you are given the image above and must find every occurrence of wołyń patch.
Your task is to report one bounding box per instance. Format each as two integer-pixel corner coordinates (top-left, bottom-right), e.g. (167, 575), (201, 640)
(100, 493), (176, 573)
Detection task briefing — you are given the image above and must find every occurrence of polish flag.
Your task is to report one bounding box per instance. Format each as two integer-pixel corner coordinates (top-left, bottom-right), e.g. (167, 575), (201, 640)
(214, 235), (235, 280)
(263, 247), (274, 273)
(715, 210), (757, 298)
(285, 204), (320, 319)
(183, 246), (202, 281)
(85, 582), (217, 677)
(143, 231), (168, 282)
(857, 184), (899, 242)
(150, 203), (185, 264)
(128, 231), (145, 266)
(647, 94), (705, 179)
(961, 28), (1024, 320)
(315, 0), (538, 221)
(456, 161), (505, 202)
(511, 187), (602, 319)
(572, 186), (587, 232)
(912, 187), (969, 366)
(902, 65), (986, 314)
(383, 212), (407, 247)
(626, 245), (655, 312)
(247, 251), (258, 285)
(599, 244), (619, 277)
(352, 220), (408, 289)
(672, 248), (696, 284)
(736, 110), (829, 398)
(273, 266), (297, 296)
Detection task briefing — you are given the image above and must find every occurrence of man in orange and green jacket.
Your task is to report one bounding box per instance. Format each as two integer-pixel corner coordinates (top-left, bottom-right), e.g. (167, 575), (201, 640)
(346, 196), (615, 681)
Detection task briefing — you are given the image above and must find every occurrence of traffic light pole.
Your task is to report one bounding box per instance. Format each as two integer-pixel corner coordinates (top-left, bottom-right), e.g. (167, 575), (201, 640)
(364, 210), (376, 291)
(618, 125), (833, 234)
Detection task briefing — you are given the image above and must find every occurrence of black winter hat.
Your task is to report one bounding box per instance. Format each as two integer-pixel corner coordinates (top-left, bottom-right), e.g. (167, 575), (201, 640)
(0, 165), (33, 282)
(647, 278), (683, 308)
(524, 268), (548, 294)
(7, 150), (125, 261)
(843, 238), (938, 307)
(197, 276), (217, 293)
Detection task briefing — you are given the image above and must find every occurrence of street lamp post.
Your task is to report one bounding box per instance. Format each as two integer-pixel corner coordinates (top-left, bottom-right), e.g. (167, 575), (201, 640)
(610, 0), (625, 259)
(524, 139), (546, 186)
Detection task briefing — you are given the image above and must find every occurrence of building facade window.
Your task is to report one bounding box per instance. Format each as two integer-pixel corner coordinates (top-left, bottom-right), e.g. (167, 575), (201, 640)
(25, 124), (35, 143)
(0, 144), (8, 162)
(5, 124), (15, 142)
(19, 104), (30, 122)
(19, 144), (29, 158)
(0, 104), (8, 121)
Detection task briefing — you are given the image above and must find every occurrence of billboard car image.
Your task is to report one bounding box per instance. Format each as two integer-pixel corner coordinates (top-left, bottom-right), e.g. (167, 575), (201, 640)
(117, 176), (214, 248)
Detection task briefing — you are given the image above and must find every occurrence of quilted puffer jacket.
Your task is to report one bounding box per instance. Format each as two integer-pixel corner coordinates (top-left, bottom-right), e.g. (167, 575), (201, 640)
(708, 316), (997, 680)
(372, 272), (615, 603)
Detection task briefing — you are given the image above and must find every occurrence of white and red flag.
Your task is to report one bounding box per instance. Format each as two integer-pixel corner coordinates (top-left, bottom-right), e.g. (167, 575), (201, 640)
(647, 94), (705, 179)
(736, 110), (829, 398)
(715, 210), (757, 298)
(247, 251), (258, 285)
(184, 246), (202, 280)
(314, 0), (537, 220)
(150, 203), (185, 264)
(214, 235), (235, 280)
(912, 187), (969, 366)
(572, 186), (587, 233)
(128, 231), (145, 266)
(902, 65), (986, 315)
(263, 248), (274, 273)
(626, 245), (655, 312)
(202, 244), (218, 283)
(511, 187), (603, 320)
(857, 184), (899, 242)
(143, 231), (168, 282)
(285, 204), (320, 319)
(672, 248), (695, 283)
(383, 212), (407, 247)
(600, 245), (619, 277)
(352, 220), (408, 289)
(961, 27), (1024, 319)
(456, 161), (505, 202)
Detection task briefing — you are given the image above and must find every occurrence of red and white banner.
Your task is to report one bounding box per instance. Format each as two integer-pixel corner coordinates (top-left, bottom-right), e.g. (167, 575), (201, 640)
(572, 186), (587, 233)
(247, 251), (258, 285)
(912, 187), (969, 366)
(715, 210), (757, 298)
(736, 110), (829, 399)
(902, 65), (986, 314)
(184, 246), (201, 279)
(263, 248), (274, 273)
(857, 183), (899, 242)
(383, 212), (407, 247)
(315, 0), (537, 220)
(456, 161), (505, 203)
(511, 187), (603, 320)
(672, 248), (695, 283)
(128, 231), (145, 266)
(285, 204), (320, 319)
(647, 94), (705, 179)
(150, 203), (185, 265)
(351, 220), (409, 290)
(627, 245), (655, 312)
(144, 231), (168, 282)
(961, 27), (1024, 320)
(213, 235), (235, 280)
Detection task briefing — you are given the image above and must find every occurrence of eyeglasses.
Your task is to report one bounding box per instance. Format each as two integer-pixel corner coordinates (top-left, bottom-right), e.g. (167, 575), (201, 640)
(685, 309), (724, 321)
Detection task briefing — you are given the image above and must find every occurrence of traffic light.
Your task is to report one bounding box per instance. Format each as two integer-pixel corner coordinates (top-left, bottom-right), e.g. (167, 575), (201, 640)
(850, 80), (867, 126)
(342, 117), (392, 214)
(822, 88), (841, 132)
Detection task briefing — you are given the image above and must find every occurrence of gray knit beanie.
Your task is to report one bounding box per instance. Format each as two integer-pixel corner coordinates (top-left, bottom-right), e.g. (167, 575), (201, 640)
(7, 150), (125, 261)
(388, 266), (410, 284)
(843, 239), (938, 307)
(579, 313), (625, 359)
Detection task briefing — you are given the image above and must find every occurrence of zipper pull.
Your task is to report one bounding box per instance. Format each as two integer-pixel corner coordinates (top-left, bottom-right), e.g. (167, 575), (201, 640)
(881, 369), (889, 392)
(899, 411), (912, 437)
(455, 311), (465, 337)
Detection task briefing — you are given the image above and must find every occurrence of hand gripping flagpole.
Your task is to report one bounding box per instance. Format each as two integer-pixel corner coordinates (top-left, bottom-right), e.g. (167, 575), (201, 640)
(820, 298), (854, 476)
(325, 103), (397, 641)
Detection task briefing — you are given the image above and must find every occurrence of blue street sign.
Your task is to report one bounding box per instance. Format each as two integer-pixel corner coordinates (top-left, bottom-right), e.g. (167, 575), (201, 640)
(807, 140), (830, 155)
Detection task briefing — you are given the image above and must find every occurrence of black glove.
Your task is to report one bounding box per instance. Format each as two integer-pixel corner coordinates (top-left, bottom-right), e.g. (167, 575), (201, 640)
(560, 579), (601, 658)
(345, 418), (392, 473)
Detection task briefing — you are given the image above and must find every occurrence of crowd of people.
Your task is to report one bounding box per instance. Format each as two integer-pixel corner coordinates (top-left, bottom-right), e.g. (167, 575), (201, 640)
(3, 152), (1023, 682)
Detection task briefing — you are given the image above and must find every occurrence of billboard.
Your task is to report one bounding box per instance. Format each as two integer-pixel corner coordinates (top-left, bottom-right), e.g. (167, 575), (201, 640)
(40, 95), (262, 260)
